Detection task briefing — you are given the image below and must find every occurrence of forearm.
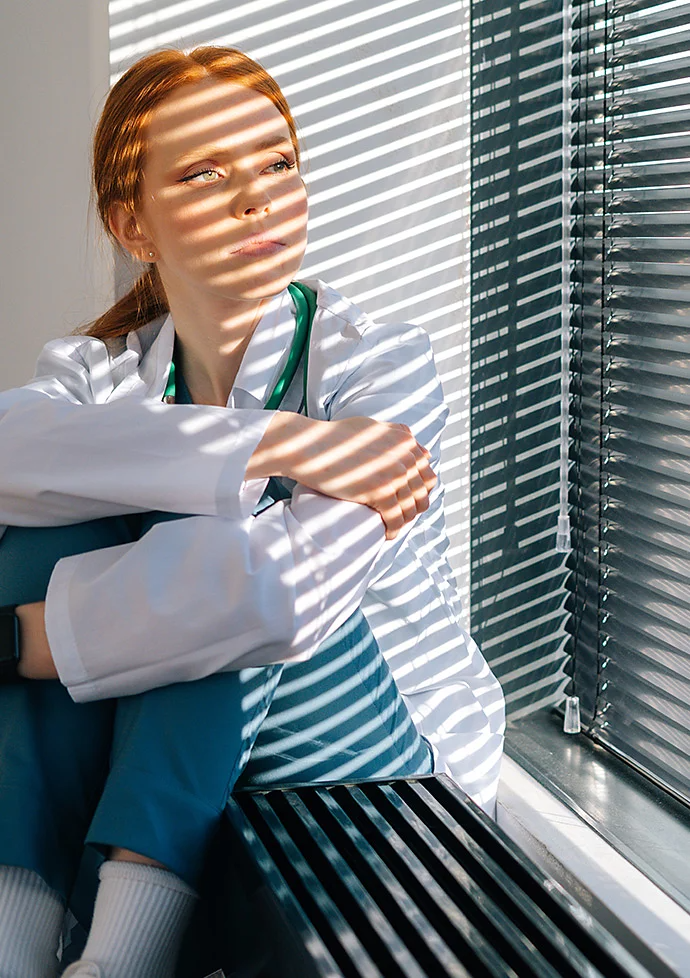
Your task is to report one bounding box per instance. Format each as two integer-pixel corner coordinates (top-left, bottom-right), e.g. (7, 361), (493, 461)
(244, 411), (315, 480)
(0, 389), (276, 525)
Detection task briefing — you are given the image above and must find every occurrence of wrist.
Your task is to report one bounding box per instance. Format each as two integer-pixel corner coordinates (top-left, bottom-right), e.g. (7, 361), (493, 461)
(15, 602), (57, 680)
(246, 411), (316, 481)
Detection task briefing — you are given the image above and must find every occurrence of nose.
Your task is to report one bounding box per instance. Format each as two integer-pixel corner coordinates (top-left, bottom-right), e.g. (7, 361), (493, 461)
(232, 182), (271, 219)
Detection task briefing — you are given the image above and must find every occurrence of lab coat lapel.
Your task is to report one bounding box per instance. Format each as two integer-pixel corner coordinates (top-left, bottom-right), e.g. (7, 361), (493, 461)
(230, 289), (294, 408)
(104, 294), (296, 408)
(105, 315), (174, 402)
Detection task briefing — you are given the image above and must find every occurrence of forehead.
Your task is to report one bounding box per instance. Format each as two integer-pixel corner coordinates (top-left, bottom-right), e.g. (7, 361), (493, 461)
(145, 77), (291, 162)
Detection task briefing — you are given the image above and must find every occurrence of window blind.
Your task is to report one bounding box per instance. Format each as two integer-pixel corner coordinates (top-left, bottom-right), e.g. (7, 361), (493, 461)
(470, 0), (570, 718)
(569, 0), (690, 804)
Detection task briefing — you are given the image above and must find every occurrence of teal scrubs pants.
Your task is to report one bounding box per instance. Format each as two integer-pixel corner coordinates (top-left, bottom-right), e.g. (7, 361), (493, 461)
(0, 505), (432, 905)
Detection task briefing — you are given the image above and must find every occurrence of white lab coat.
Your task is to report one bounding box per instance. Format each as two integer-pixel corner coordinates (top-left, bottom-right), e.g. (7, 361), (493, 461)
(0, 280), (505, 812)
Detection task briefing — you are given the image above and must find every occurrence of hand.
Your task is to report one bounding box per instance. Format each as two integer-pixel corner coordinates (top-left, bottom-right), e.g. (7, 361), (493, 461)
(248, 413), (437, 539)
(15, 602), (59, 680)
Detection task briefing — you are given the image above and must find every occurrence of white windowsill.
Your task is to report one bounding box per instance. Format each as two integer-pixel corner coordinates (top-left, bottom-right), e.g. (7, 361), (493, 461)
(497, 756), (690, 978)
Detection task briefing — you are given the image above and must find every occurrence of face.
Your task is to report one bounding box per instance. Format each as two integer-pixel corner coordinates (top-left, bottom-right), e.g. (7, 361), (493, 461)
(125, 77), (308, 303)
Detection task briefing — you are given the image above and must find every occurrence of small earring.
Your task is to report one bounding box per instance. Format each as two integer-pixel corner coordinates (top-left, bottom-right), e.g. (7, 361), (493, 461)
(148, 251), (155, 259)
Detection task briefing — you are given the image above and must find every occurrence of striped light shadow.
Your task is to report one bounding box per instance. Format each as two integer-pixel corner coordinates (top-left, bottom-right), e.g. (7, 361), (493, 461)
(307, 161), (469, 230)
(111, 0), (292, 34)
(251, 0), (466, 70)
(266, 652), (386, 729)
(305, 138), (469, 208)
(306, 107), (468, 184)
(350, 257), (469, 307)
(404, 300), (470, 331)
(266, 618), (372, 699)
(110, 0), (459, 74)
(237, 610), (434, 785)
(286, 47), (461, 121)
(307, 190), (466, 269)
(245, 695), (422, 783)
(281, 20), (468, 98)
(111, 0), (363, 68)
(299, 77), (468, 151)
(305, 212), (466, 278)
(246, 711), (425, 785)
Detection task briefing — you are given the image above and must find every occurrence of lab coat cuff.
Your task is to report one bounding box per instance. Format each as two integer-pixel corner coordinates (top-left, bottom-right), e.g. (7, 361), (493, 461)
(216, 410), (275, 519)
(44, 555), (97, 703)
(239, 478), (271, 515)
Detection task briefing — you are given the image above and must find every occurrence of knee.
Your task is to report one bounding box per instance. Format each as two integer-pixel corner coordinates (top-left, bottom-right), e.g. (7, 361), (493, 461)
(0, 518), (137, 606)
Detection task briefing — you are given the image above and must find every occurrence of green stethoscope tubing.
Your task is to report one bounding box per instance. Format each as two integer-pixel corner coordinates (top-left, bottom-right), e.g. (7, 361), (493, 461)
(162, 281), (316, 416)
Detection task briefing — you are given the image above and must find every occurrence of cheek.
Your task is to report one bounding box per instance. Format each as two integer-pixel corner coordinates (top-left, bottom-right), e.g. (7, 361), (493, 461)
(146, 192), (221, 250)
(283, 181), (309, 236)
(165, 202), (219, 245)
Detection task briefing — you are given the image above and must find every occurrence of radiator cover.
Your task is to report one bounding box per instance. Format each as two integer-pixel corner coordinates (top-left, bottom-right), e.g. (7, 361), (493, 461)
(205, 775), (662, 978)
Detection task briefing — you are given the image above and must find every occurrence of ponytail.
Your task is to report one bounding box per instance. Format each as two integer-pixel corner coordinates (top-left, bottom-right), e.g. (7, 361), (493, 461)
(81, 264), (168, 341)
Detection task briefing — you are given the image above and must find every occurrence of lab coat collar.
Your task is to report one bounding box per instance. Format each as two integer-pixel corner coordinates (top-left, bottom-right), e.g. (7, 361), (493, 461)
(116, 279), (367, 406)
(103, 316), (173, 403)
(123, 288), (297, 407)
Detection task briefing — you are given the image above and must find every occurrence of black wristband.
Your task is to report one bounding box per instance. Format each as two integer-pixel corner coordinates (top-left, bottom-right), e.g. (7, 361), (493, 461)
(0, 605), (22, 682)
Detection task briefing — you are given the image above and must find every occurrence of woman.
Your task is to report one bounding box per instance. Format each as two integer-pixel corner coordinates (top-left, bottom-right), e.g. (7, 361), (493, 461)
(0, 47), (504, 978)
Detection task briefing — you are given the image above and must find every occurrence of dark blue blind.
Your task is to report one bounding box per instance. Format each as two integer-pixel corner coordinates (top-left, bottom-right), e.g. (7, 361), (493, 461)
(471, 0), (570, 717)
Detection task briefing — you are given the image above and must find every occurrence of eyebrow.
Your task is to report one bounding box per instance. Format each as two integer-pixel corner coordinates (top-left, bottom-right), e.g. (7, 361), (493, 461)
(173, 135), (294, 168)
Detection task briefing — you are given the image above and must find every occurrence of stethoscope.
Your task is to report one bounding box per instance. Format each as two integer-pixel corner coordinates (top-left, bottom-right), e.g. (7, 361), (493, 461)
(162, 281), (316, 415)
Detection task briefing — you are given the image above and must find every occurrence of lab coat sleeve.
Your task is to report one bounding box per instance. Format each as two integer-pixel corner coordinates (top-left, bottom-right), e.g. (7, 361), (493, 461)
(44, 321), (449, 702)
(0, 338), (274, 525)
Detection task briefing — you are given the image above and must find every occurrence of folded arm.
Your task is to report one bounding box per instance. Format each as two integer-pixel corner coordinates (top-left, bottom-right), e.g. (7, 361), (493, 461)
(37, 320), (448, 701)
(0, 330), (435, 534)
(0, 339), (275, 525)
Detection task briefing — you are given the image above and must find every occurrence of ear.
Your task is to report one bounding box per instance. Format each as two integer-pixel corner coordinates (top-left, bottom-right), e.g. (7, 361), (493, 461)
(108, 202), (158, 263)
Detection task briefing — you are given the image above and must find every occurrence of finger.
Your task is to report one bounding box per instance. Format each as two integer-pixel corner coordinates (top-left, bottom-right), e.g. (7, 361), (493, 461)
(413, 442), (432, 462)
(406, 468), (430, 514)
(379, 494), (406, 539)
(388, 459), (413, 494)
(392, 424), (419, 454)
(415, 455), (437, 491)
(396, 485), (418, 525)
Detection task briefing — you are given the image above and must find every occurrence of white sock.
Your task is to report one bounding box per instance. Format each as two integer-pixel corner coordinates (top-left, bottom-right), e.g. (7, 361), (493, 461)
(0, 864), (64, 978)
(64, 860), (197, 978)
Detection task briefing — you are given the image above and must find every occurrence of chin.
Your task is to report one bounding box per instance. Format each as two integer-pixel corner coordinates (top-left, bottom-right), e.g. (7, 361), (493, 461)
(207, 264), (302, 299)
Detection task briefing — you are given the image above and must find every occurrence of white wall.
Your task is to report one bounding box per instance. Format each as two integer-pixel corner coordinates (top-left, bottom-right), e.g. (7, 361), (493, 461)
(0, 0), (111, 390)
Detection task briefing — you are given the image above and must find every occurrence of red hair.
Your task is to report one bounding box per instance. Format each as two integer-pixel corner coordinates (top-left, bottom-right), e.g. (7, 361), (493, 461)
(84, 47), (300, 341)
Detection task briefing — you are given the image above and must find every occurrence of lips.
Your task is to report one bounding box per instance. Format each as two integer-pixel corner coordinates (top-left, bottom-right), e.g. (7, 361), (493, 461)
(229, 233), (285, 255)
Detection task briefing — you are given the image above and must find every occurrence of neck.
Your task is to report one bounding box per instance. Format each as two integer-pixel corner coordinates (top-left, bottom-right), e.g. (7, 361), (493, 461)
(165, 288), (272, 407)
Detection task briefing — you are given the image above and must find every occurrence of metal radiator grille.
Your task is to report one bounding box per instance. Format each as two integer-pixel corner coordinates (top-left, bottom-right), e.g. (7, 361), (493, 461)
(224, 775), (658, 978)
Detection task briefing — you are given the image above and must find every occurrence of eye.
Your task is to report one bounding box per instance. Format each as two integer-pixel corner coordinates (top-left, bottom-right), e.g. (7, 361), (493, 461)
(264, 157), (297, 174)
(180, 168), (222, 184)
